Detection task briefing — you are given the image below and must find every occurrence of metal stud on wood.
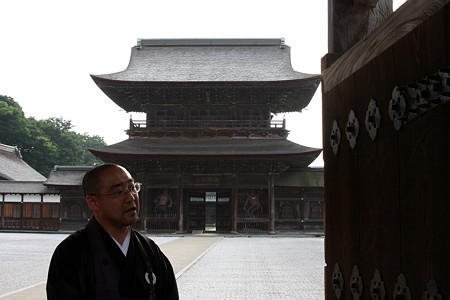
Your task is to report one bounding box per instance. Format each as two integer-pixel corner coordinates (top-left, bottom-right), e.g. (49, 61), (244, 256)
(370, 269), (386, 300)
(422, 279), (442, 300)
(330, 120), (341, 155)
(346, 110), (359, 149)
(350, 265), (363, 300)
(365, 98), (381, 141)
(388, 86), (407, 131)
(393, 273), (411, 300)
(332, 263), (344, 299)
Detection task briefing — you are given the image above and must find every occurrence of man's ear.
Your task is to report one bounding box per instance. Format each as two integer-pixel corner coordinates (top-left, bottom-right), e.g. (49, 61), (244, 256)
(86, 195), (100, 212)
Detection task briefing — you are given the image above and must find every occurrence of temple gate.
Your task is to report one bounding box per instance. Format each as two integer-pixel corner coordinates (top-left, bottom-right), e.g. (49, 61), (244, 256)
(90, 38), (324, 233)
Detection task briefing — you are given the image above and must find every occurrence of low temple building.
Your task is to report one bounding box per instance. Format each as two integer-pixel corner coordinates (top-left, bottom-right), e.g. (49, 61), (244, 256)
(44, 166), (93, 230)
(0, 143), (60, 230)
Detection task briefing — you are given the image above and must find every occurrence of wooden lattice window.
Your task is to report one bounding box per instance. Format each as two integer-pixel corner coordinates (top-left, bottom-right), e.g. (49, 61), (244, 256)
(23, 203), (41, 218)
(42, 203), (60, 218)
(279, 204), (295, 219)
(69, 203), (82, 218)
(309, 201), (323, 219)
(3, 203), (21, 217)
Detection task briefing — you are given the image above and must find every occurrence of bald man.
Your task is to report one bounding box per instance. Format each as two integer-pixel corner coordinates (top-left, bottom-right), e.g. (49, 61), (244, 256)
(47, 163), (178, 300)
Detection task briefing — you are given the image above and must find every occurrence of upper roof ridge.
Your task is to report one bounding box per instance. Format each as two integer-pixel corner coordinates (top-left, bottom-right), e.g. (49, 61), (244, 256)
(137, 38), (286, 49)
(0, 143), (22, 158)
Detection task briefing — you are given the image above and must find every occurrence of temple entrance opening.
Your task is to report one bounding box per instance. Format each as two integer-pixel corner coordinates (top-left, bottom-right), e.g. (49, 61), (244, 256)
(204, 192), (216, 231)
(188, 190), (231, 233)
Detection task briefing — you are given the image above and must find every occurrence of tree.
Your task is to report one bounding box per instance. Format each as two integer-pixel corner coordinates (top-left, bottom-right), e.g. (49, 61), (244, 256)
(0, 95), (33, 149)
(79, 133), (107, 165)
(0, 96), (106, 176)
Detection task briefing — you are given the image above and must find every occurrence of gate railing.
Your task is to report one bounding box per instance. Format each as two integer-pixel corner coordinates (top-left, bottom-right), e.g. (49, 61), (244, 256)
(237, 213), (269, 232)
(130, 119), (285, 129)
(145, 214), (178, 232)
(1, 217), (60, 231)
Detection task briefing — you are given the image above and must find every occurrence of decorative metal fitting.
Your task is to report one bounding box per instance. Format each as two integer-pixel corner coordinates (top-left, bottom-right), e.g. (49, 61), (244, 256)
(408, 81), (430, 114)
(332, 263), (344, 299)
(409, 80), (429, 101)
(136, 38), (142, 50)
(388, 66), (449, 130)
(438, 67), (450, 100)
(350, 265), (363, 300)
(422, 279), (442, 300)
(330, 120), (341, 155)
(393, 273), (411, 300)
(370, 269), (386, 300)
(424, 73), (444, 105)
(346, 110), (359, 149)
(388, 86), (407, 131)
(365, 98), (381, 141)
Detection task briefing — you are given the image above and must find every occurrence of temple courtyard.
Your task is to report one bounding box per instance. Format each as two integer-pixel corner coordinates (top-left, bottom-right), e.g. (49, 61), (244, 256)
(0, 232), (324, 299)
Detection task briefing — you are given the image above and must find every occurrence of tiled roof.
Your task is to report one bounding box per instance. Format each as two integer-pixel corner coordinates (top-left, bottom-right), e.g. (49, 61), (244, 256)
(0, 181), (59, 194)
(90, 38), (320, 114)
(45, 166), (93, 187)
(90, 138), (322, 168)
(92, 39), (318, 82)
(91, 138), (320, 156)
(0, 143), (46, 181)
(275, 167), (324, 187)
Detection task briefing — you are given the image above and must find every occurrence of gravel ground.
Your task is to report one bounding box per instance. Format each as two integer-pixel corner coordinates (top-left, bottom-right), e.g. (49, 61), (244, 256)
(177, 237), (325, 300)
(0, 233), (324, 299)
(0, 232), (177, 296)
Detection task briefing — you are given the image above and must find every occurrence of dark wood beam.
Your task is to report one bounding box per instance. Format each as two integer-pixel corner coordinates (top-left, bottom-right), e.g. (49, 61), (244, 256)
(353, 0), (380, 6)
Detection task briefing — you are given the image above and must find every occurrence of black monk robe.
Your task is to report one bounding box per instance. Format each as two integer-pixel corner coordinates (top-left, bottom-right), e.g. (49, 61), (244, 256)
(46, 217), (178, 300)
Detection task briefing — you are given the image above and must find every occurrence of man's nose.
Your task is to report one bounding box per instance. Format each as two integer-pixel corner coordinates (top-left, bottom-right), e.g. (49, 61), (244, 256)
(124, 190), (138, 202)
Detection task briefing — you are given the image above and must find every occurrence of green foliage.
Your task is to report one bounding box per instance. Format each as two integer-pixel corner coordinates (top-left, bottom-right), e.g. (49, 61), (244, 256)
(0, 95), (106, 176)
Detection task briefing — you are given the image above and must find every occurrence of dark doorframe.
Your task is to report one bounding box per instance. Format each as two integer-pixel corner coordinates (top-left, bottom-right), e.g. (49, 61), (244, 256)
(187, 189), (231, 232)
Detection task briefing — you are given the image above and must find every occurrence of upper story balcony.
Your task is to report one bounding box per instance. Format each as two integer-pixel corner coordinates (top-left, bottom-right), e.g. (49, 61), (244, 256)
(127, 118), (288, 138)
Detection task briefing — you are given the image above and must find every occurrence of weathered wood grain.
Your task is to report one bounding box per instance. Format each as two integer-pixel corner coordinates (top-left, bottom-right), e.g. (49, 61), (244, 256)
(322, 0), (449, 93)
(323, 1), (449, 299)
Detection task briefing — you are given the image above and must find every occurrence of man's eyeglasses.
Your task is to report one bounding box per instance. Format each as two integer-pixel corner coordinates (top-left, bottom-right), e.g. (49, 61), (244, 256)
(91, 182), (142, 199)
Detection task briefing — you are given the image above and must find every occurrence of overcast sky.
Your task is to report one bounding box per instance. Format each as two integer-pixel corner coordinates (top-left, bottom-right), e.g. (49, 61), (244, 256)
(0, 0), (406, 167)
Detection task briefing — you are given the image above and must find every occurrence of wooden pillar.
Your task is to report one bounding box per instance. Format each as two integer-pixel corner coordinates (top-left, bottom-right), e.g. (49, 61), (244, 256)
(231, 175), (238, 233)
(20, 194), (24, 230)
(140, 189), (147, 231)
(268, 173), (275, 234)
(59, 192), (63, 230)
(304, 201), (311, 221)
(1, 193), (4, 228)
(137, 172), (147, 231)
(177, 175), (184, 233)
(40, 194), (44, 231)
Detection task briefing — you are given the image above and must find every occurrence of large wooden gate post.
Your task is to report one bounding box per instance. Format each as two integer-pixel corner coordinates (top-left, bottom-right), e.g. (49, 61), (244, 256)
(268, 173), (275, 234)
(322, 1), (450, 299)
(177, 174), (184, 233)
(231, 175), (238, 233)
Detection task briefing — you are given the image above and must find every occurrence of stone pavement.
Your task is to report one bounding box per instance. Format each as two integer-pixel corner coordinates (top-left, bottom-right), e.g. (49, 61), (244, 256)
(0, 234), (324, 300)
(176, 235), (325, 300)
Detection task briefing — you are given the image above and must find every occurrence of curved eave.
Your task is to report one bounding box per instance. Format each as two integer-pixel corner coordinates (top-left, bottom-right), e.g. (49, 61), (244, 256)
(91, 149), (322, 169)
(90, 149), (322, 159)
(89, 138), (322, 168)
(91, 75), (320, 113)
(0, 172), (13, 180)
(91, 74), (321, 86)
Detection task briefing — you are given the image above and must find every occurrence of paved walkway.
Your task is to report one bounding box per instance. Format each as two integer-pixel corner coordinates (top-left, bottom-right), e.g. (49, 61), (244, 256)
(0, 234), (324, 300)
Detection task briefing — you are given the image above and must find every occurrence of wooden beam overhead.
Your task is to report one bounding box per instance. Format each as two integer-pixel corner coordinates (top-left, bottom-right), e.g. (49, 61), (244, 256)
(353, 0), (380, 7)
